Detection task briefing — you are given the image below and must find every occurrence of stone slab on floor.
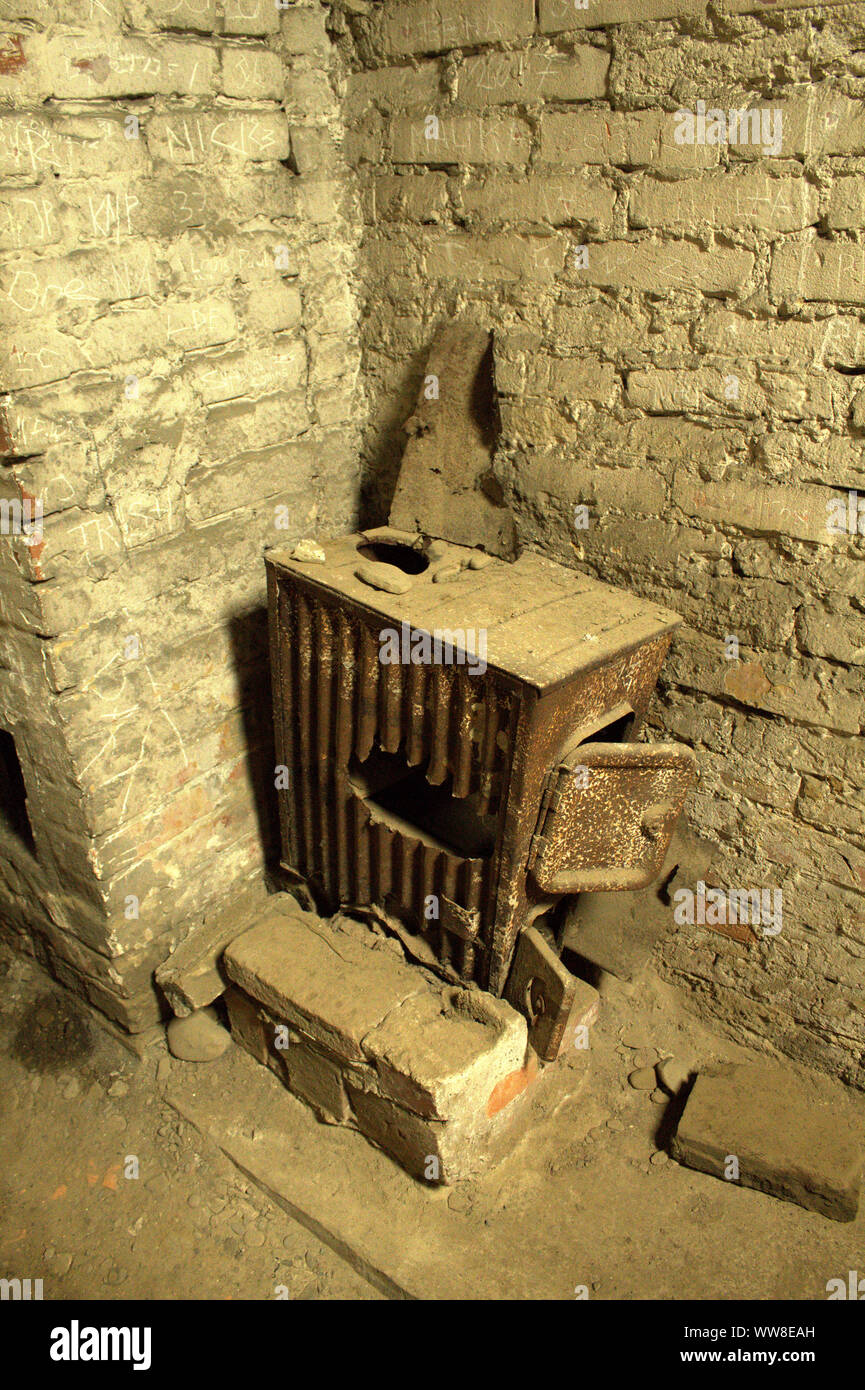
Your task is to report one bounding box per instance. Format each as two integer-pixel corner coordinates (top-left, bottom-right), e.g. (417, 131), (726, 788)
(671, 1059), (864, 1222)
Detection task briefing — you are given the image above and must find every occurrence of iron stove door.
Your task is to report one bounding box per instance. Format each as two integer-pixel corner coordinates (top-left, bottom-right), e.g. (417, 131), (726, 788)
(531, 741), (696, 893)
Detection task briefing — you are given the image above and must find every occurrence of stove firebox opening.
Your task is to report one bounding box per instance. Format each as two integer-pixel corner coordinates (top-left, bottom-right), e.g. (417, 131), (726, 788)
(348, 743), (497, 860)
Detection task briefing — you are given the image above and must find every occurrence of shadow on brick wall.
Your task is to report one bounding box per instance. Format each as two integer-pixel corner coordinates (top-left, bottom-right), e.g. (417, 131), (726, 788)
(228, 608), (280, 867)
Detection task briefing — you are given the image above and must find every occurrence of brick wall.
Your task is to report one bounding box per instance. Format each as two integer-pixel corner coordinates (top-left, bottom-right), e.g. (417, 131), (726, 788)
(0, 0), (364, 1030)
(2, 0), (862, 1083)
(340, 0), (865, 1086)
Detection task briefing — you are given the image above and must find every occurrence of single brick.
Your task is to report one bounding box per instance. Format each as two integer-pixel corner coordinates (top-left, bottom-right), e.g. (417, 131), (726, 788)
(155, 883), (270, 1017)
(691, 310), (840, 365)
(369, 173), (450, 224)
(204, 392), (311, 457)
(0, 112), (149, 179)
(374, 0), (536, 57)
(540, 0), (705, 31)
(628, 367), (832, 421)
(769, 93), (865, 160)
(826, 178), (865, 231)
(347, 1084), (447, 1182)
(390, 113), (531, 167)
(225, 986), (270, 1066)
(672, 1059), (864, 1222)
(24, 34), (218, 101)
(146, 111), (289, 165)
(458, 173), (615, 230)
(541, 109), (717, 170)
(457, 47), (609, 105)
(222, 0), (280, 35)
(221, 46), (283, 101)
(577, 240), (754, 295)
(424, 230), (567, 282)
(243, 281), (303, 334)
(771, 241), (865, 306)
(224, 984), (352, 1122)
(630, 172), (817, 235)
(280, 6), (331, 52)
(185, 339), (306, 406)
(345, 64), (441, 117)
(186, 440), (316, 522)
(288, 125), (335, 173)
(673, 470), (841, 544)
(285, 1031), (352, 1123)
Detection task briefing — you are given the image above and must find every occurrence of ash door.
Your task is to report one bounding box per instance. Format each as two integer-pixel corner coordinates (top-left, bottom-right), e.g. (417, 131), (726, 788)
(531, 741), (696, 893)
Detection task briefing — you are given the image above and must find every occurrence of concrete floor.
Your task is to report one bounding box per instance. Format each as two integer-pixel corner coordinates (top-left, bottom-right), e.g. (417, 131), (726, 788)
(0, 945), (379, 1301)
(1, 940), (861, 1300)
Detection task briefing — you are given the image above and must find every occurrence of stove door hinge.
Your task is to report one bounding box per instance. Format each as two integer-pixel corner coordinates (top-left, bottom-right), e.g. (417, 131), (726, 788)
(527, 770), (560, 873)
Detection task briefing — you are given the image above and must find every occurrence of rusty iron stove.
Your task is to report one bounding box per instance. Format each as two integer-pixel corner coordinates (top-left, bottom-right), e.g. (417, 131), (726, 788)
(265, 525), (694, 1062)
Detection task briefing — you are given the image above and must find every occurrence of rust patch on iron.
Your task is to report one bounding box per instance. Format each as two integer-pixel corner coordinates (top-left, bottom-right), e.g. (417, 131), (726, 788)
(532, 741), (696, 895)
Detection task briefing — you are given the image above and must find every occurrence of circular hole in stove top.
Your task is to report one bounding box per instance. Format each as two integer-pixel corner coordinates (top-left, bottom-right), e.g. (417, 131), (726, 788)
(356, 541), (430, 575)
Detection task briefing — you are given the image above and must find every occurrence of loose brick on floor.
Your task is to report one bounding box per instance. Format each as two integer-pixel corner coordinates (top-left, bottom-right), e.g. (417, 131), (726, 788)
(671, 1059), (864, 1222)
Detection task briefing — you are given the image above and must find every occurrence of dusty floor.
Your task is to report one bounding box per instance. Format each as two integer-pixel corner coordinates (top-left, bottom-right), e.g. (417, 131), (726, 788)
(1, 940), (861, 1301)
(0, 945), (380, 1301)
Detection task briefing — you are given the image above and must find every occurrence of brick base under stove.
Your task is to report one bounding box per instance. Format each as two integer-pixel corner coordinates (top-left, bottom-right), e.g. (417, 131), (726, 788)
(220, 894), (598, 1183)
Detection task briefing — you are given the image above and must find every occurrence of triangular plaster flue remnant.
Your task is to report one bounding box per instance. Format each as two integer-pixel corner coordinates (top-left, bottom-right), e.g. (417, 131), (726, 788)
(388, 319), (516, 559)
